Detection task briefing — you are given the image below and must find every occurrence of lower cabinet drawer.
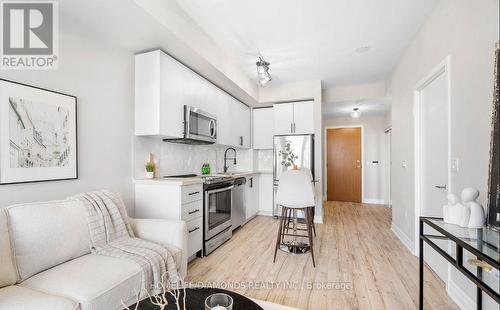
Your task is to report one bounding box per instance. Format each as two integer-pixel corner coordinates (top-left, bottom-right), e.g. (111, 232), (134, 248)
(186, 217), (202, 258)
(181, 200), (203, 222)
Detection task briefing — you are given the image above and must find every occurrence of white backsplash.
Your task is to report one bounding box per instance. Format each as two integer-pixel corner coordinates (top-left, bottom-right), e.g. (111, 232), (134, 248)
(134, 137), (254, 178)
(256, 150), (273, 172)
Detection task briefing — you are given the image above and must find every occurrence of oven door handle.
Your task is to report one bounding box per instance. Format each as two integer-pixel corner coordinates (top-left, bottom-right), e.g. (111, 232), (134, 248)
(206, 185), (234, 195)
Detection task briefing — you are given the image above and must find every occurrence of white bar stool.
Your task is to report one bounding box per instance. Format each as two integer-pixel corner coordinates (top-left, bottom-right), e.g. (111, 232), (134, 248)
(273, 169), (316, 267)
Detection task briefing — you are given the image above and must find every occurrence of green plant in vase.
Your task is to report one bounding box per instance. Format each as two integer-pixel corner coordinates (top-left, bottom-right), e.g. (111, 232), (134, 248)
(278, 141), (299, 169)
(145, 162), (156, 179)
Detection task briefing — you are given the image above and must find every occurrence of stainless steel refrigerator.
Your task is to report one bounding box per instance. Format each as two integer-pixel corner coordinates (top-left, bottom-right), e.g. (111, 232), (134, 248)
(273, 134), (315, 217)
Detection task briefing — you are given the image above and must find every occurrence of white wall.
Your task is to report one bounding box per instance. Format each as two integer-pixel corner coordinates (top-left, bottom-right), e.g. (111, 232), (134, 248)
(0, 22), (135, 213)
(259, 80), (323, 220)
(388, 0), (498, 308)
(323, 115), (388, 204)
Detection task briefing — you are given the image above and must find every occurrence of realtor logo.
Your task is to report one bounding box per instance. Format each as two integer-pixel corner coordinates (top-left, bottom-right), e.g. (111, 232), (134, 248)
(1, 1), (58, 69)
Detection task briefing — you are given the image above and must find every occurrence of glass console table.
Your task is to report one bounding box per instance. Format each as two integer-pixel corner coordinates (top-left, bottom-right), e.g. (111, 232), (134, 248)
(419, 217), (499, 310)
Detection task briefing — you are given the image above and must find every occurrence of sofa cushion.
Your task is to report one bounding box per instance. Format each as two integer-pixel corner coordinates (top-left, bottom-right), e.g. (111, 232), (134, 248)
(0, 209), (17, 288)
(21, 254), (143, 310)
(6, 199), (91, 281)
(0, 285), (78, 310)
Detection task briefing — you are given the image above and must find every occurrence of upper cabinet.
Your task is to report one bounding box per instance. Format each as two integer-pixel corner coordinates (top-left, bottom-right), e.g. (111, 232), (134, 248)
(253, 107), (274, 149)
(273, 101), (314, 135)
(135, 50), (250, 148)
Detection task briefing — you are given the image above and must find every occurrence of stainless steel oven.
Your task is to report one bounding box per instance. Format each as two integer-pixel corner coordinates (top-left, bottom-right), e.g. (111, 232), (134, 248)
(203, 177), (234, 255)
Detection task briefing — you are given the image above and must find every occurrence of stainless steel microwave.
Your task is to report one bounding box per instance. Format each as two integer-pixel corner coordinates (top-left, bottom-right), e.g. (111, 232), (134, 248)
(162, 105), (217, 144)
(184, 105), (217, 144)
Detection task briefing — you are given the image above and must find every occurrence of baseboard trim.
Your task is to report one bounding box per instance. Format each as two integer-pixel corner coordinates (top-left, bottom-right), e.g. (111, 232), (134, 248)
(257, 210), (273, 217)
(362, 198), (385, 205)
(447, 279), (475, 310)
(391, 223), (415, 255)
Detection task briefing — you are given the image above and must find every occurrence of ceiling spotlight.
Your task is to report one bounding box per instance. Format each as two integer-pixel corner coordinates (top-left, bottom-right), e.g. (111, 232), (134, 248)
(351, 107), (361, 118)
(256, 56), (272, 87)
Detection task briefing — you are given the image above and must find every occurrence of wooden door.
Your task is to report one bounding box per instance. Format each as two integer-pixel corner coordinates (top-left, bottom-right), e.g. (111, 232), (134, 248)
(327, 128), (361, 202)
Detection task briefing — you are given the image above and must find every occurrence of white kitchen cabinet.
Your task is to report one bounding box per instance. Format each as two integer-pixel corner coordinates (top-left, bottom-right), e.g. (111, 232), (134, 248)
(253, 107), (274, 149)
(244, 174), (260, 221)
(259, 174), (274, 216)
(134, 182), (203, 258)
(135, 50), (251, 148)
(273, 103), (294, 135)
(228, 98), (251, 148)
(273, 101), (314, 135)
(293, 101), (315, 134)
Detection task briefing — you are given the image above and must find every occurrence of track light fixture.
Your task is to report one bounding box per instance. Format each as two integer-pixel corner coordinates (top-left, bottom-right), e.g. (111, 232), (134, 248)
(256, 56), (272, 87)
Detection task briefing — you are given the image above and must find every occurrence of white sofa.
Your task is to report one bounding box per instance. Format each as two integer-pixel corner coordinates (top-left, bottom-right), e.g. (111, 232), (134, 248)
(0, 199), (187, 310)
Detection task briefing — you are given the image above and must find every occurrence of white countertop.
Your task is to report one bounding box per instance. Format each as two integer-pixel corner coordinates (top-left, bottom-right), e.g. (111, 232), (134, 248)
(133, 171), (266, 186)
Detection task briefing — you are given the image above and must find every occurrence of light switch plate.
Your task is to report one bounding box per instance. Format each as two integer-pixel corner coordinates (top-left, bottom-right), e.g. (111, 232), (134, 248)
(450, 157), (459, 172)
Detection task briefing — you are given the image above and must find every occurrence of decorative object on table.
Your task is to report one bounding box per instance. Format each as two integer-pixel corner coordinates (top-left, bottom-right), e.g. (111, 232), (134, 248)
(461, 187), (485, 228)
(442, 193), (463, 225)
(278, 141), (299, 168)
(0, 79), (77, 184)
(145, 153), (156, 179)
(125, 287), (263, 310)
(205, 293), (233, 310)
(487, 41), (500, 229)
(202, 163), (211, 175)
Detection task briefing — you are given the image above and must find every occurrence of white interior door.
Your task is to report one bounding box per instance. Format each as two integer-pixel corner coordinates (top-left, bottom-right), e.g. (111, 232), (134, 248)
(418, 67), (449, 283)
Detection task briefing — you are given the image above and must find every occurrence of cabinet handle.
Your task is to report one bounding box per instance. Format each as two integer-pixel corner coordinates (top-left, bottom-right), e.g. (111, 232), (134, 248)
(293, 123), (296, 133)
(189, 227), (200, 233)
(249, 177), (253, 188)
(188, 191), (200, 196)
(240, 136), (243, 146)
(188, 209), (200, 215)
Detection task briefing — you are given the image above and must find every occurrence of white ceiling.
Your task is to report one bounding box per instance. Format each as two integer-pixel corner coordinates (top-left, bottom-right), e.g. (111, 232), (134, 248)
(175, 0), (437, 88)
(323, 99), (391, 118)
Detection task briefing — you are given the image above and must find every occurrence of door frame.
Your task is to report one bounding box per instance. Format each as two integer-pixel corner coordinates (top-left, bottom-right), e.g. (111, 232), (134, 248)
(324, 125), (365, 202)
(384, 127), (392, 206)
(413, 56), (452, 256)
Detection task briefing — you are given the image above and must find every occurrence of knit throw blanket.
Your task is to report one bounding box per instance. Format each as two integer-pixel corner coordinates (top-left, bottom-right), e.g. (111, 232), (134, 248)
(72, 190), (179, 293)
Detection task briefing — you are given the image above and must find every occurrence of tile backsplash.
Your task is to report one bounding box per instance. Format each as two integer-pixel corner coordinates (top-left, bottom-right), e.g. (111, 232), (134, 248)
(134, 137), (254, 178)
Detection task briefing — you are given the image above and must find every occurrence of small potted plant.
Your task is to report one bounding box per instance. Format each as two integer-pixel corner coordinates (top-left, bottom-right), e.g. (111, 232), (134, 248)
(145, 161), (155, 179)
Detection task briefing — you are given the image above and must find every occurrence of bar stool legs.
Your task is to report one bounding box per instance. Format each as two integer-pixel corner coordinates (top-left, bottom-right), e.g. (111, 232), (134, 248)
(273, 205), (316, 267)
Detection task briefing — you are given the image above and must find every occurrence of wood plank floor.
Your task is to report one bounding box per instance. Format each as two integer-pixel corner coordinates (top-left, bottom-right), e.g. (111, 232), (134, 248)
(187, 201), (458, 309)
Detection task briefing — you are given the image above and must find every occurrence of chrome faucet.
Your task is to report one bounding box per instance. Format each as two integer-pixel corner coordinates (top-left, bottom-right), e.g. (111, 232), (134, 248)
(223, 148), (237, 173)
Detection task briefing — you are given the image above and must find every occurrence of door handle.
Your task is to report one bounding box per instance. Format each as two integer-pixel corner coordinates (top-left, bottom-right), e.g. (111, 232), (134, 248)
(434, 185), (447, 190)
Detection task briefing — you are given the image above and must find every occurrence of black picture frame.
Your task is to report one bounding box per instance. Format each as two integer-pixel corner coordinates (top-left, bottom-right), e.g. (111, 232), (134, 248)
(487, 45), (499, 228)
(0, 78), (78, 185)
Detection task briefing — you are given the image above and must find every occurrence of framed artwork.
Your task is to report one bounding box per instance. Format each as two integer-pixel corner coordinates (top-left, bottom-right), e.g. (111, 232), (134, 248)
(0, 79), (77, 184)
(487, 43), (499, 228)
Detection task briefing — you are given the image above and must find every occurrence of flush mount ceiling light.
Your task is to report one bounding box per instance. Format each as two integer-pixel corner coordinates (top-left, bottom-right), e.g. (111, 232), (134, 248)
(351, 107), (361, 118)
(256, 56), (272, 87)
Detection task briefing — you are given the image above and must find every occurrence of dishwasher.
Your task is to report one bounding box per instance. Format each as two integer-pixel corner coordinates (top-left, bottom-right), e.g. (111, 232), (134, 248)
(231, 177), (246, 231)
